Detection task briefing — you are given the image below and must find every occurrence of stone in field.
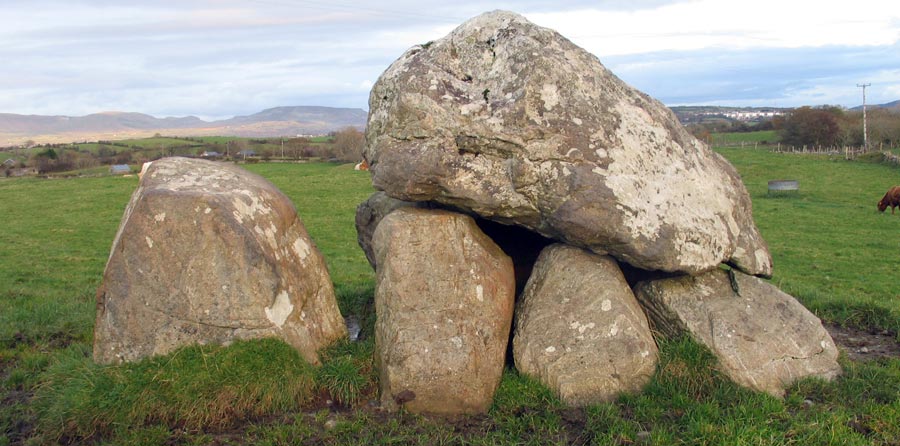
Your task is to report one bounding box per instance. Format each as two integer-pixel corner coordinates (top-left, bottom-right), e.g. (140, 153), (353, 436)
(365, 10), (771, 276)
(633, 269), (841, 397)
(514, 244), (658, 406)
(94, 157), (346, 365)
(373, 207), (515, 414)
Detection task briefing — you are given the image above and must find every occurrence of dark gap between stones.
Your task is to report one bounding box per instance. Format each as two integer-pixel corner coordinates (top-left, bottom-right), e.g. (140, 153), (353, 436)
(474, 218), (554, 298)
(474, 218), (554, 368)
(618, 262), (682, 290)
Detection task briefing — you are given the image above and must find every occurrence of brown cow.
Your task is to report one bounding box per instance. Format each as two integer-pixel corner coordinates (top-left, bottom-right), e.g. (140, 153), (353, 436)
(877, 186), (900, 214)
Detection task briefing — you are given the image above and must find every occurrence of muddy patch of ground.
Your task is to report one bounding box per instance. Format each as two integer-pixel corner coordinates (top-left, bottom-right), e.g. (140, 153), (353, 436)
(1, 358), (35, 446)
(825, 323), (900, 362)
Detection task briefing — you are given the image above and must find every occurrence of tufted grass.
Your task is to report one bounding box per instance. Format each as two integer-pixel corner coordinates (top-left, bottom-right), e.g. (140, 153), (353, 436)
(1, 155), (899, 445)
(32, 339), (317, 443)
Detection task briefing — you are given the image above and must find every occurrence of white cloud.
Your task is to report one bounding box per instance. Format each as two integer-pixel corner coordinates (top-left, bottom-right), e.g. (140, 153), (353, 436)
(529, 0), (900, 56)
(0, 0), (899, 117)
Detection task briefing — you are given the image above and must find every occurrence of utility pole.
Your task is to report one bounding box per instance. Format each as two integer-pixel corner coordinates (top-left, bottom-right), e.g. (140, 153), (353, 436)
(857, 83), (871, 151)
(281, 138), (285, 160)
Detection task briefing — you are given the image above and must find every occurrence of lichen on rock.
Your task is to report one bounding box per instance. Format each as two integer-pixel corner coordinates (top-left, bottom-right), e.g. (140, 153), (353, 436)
(365, 10), (771, 277)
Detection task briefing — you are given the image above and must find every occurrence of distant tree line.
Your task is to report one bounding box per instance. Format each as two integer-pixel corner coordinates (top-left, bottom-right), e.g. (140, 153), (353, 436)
(688, 106), (900, 149)
(6, 127), (367, 174)
(779, 106), (900, 149)
(250, 127), (364, 162)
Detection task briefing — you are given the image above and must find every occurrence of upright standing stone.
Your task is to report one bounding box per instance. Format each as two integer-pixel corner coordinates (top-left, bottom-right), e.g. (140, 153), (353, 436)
(365, 10), (771, 277)
(94, 157), (346, 365)
(514, 244), (658, 406)
(355, 191), (431, 270)
(634, 269), (841, 397)
(373, 208), (515, 414)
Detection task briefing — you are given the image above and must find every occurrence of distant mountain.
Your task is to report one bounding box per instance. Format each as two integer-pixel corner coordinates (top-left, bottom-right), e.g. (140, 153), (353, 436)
(0, 112), (205, 135)
(0, 106), (368, 145)
(222, 106), (367, 127)
(850, 100), (900, 112)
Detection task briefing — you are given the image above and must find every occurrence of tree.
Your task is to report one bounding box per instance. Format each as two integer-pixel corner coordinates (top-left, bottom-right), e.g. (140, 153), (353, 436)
(29, 147), (77, 173)
(331, 127), (365, 162)
(38, 148), (58, 160)
(97, 145), (115, 159)
(231, 140), (249, 159)
(779, 107), (842, 148)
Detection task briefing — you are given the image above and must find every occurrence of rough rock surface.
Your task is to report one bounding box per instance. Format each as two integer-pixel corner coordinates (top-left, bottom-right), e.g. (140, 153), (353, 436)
(513, 244), (658, 406)
(355, 191), (432, 269)
(365, 10), (771, 276)
(94, 157), (346, 365)
(373, 208), (515, 414)
(633, 269), (841, 397)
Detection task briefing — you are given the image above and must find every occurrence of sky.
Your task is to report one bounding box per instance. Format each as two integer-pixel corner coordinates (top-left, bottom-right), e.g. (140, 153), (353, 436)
(2, 0), (899, 120)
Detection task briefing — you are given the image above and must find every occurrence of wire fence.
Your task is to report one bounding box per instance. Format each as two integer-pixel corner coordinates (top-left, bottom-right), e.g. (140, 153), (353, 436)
(713, 139), (899, 162)
(770, 144), (868, 159)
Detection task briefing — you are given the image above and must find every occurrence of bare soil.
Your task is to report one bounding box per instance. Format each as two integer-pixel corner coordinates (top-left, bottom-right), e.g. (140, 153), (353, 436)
(824, 323), (900, 362)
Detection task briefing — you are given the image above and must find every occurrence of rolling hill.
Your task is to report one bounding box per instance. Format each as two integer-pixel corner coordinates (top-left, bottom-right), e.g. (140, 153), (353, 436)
(0, 106), (368, 145)
(850, 99), (900, 112)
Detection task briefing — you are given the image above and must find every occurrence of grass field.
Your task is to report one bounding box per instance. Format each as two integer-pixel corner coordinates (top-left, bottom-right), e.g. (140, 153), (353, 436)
(1, 152), (899, 445)
(719, 148), (900, 332)
(711, 130), (779, 146)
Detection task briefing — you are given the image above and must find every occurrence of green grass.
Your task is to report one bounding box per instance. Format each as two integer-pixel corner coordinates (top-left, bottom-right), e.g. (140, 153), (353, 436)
(712, 130), (779, 145)
(1, 155), (899, 445)
(32, 339), (317, 443)
(191, 136), (241, 144)
(67, 143), (121, 154)
(0, 175), (136, 346)
(115, 137), (201, 149)
(718, 148), (900, 333)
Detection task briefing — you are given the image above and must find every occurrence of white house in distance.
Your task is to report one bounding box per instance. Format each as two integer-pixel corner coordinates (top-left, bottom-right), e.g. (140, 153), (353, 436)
(702, 110), (785, 121)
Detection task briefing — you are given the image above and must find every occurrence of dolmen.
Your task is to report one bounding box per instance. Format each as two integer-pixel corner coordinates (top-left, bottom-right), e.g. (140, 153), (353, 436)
(359, 10), (840, 412)
(94, 157), (346, 365)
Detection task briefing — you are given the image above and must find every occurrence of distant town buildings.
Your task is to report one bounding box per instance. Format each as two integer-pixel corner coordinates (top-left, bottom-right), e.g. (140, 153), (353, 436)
(671, 107), (788, 125)
(694, 110), (785, 121)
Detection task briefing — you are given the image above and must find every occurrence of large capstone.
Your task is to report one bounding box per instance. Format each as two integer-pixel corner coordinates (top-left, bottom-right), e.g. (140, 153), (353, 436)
(633, 269), (841, 397)
(373, 208), (515, 414)
(514, 244), (658, 406)
(94, 157), (347, 365)
(365, 10), (771, 276)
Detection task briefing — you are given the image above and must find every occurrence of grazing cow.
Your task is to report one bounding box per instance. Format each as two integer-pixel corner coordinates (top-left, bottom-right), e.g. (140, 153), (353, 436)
(877, 186), (900, 214)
